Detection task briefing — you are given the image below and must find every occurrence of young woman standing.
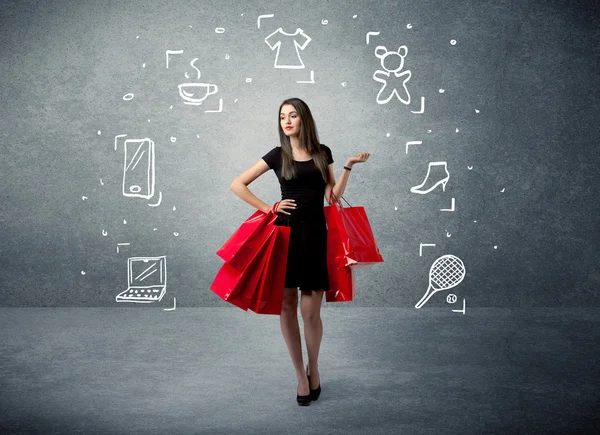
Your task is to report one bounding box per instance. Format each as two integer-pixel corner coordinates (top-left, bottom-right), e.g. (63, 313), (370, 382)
(229, 97), (370, 405)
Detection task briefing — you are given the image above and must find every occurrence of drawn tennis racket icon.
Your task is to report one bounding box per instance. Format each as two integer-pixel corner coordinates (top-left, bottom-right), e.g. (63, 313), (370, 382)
(415, 254), (466, 309)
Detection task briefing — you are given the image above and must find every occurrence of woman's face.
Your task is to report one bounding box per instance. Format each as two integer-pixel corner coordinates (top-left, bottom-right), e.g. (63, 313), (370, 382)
(280, 104), (301, 137)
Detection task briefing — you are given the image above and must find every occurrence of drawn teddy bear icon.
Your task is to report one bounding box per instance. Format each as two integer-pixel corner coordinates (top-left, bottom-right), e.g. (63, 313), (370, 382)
(372, 45), (411, 105)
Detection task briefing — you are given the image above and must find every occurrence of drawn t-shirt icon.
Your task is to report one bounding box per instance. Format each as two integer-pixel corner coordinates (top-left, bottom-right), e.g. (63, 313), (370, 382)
(265, 28), (311, 69)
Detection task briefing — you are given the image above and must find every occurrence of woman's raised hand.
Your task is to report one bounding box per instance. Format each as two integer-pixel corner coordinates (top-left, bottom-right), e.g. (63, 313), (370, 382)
(347, 152), (371, 166)
(272, 199), (296, 215)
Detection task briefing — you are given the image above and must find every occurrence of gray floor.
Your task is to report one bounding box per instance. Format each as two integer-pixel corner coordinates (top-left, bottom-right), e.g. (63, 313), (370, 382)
(1, 307), (598, 434)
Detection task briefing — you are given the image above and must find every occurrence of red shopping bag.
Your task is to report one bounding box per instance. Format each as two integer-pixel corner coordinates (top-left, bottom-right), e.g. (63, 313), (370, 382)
(216, 202), (281, 271)
(325, 262), (356, 302)
(324, 191), (384, 270)
(246, 225), (291, 315)
(210, 226), (277, 311)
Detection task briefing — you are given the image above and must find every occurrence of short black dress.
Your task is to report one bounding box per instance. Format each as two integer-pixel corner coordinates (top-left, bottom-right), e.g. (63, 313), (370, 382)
(261, 144), (334, 291)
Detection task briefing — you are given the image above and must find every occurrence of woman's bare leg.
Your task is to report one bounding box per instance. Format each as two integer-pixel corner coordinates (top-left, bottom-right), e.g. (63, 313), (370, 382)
(280, 287), (309, 395)
(300, 289), (324, 389)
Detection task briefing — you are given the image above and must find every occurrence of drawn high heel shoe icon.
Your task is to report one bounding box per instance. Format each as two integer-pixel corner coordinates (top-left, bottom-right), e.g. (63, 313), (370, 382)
(410, 161), (449, 194)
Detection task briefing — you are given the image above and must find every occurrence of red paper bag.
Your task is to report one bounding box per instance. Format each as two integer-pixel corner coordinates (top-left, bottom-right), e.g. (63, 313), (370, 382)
(246, 225), (291, 315)
(210, 227), (277, 311)
(216, 202), (280, 271)
(324, 192), (383, 270)
(325, 225), (356, 302)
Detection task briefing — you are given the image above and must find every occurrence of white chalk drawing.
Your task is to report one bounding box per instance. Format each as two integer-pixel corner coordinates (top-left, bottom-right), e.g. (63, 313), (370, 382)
(419, 243), (436, 256)
(439, 89), (445, 93)
(82, 196), (88, 201)
(148, 190), (162, 207)
(117, 137), (155, 199)
(500, 188), (505, 192)
(475, 109), (480, 113)
(440, 197), (455, 212)
(122, 93), (134, 101)
(455, 128), (459, 133)
(296, 70), (315, 84)
(406, 23), (412, 29)
(405, 140), (422, 154)
(163, 297), (176, 311)
(100, 178), (104, 185)
(410, 162), (449, 194)
(341, 82), (347, 87)
(411, 96), (425, 114)
(452, 298), (466, 314)
(450, 39), (457, 45)
(321, 19), (328, 25)
(257, 14), (274, 29)
(165, 50), (183, 68)
(366, 31), (380, 44)
(215, 27), (225, 34)
(415, 255), (466, 309)
(178, 58), (219, 106)
(446, 231), (451, 237)
(116, 242), (130, 254)
(116, 256), (167, 303)
(205, 98), (223, 113)
(447, 294), (457, 303)
(102, 230), (107, 236)
(265, 28), (311, 69)
(467, 166), (473, 170)
(373, 45), (411, 105)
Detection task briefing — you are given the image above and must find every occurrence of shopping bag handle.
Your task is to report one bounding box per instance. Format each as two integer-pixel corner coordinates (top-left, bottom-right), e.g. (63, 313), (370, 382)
(329, 190), (352, 207)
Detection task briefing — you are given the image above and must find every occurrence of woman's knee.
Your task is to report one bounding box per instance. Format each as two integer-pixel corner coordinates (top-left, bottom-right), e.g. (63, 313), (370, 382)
(281, 287), (298, 312)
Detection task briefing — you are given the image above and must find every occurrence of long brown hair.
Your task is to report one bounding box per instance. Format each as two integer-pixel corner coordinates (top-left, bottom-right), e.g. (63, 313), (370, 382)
(278, 98), (331, 183)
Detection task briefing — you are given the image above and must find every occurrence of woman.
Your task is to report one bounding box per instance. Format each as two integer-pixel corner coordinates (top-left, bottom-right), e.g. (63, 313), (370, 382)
(229, 97), (370, 406)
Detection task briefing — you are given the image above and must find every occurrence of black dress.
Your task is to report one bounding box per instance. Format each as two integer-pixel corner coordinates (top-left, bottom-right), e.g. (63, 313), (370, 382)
(261, 144), (334, 291)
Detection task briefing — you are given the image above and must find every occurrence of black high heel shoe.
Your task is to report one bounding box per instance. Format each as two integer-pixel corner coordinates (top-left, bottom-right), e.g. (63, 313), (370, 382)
(296, 372), (311, 406)
(306, 365), (321, 401)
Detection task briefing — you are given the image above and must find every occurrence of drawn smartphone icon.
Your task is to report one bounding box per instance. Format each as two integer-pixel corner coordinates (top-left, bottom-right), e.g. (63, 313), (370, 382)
(122, 138), (155, 199)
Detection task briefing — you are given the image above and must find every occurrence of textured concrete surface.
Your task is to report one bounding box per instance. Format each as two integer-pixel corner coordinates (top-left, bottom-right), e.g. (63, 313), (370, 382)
(1, 307), (598, 434)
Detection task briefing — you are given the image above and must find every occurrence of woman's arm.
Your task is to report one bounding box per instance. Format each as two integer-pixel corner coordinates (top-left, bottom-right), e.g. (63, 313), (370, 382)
(230, 160), (272, 213)
(324, 159), (354, 205)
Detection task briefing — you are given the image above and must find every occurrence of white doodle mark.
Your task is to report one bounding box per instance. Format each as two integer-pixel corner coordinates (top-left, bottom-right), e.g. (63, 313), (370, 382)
(455, 128), (459, 133)
(394, 206), (398, 211)
(116, 242), (130, 254)
(439, 89), (445, 93)
(178, 82), (218, 105)
(100, 178), (104, 185)
(257, 14), (274, 29)
(148, 119), (151, 122)
(411, 162), (449, 194)
(386, 133), (390, 137)
(142, 63), (146, 68)
(215, 27), (225, 33)
(411, 96), (425, 114)
(163, 297), (176, 311)
(234, 99), (238, 103)
(196, 134), (200, 138)
(353, 15), (357, 18)
(427, 129), (432, 133)
(501, 188), (505, 192)
(97, 130), (101, 135)
(341, 82), (347, 87)
(246, 78), (252, 83)
(415, 254), (466, 309)
(296, 70), (315, 84)
(123, 93), (134, 101)
(136, 35), (139, 39)
(116, 137), (155, 199)
(407, 23), (412, 29)
(405, 140), (423, 154)
(102, 230), (107, 236)
(174, 232), (179, 237)
(148, 190), (162, 207)
(419, 243), (436, 257)
(153, 228), (157, 231)
(170, 137), (176, 143)
(475, 109), (480, 113)
(123, 220), (127, 224)
(82, 196), (88, 201)
(366, 31), (380, 44)
(321, 19), (328, 25)
(474, 220), (477, 223)
(166, 50), (183, 68)
(452, 298), (466, 314)
(265, 28), (311, 69)
(225, 53), (230, 60)
(441, 198), (455, 212)
(116, 256), (167, 303)
(373, 46), (411, 105)
(494, 245), (498, 249)
(205, 98), (223, 113)
(450, 39), (457, 45)
(467, 166), (473, 170)
(81, 271), (86, 275)
(446, 231), (451, 237)
(447, 294), (457, 304)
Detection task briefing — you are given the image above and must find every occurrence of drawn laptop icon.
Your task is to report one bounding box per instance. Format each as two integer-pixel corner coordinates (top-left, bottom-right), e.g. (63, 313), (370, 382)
(116, 256), (167, 303)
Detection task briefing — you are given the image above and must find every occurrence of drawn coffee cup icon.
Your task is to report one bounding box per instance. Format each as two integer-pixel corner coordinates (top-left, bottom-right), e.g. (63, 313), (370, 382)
(178, 83), (218, 105)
